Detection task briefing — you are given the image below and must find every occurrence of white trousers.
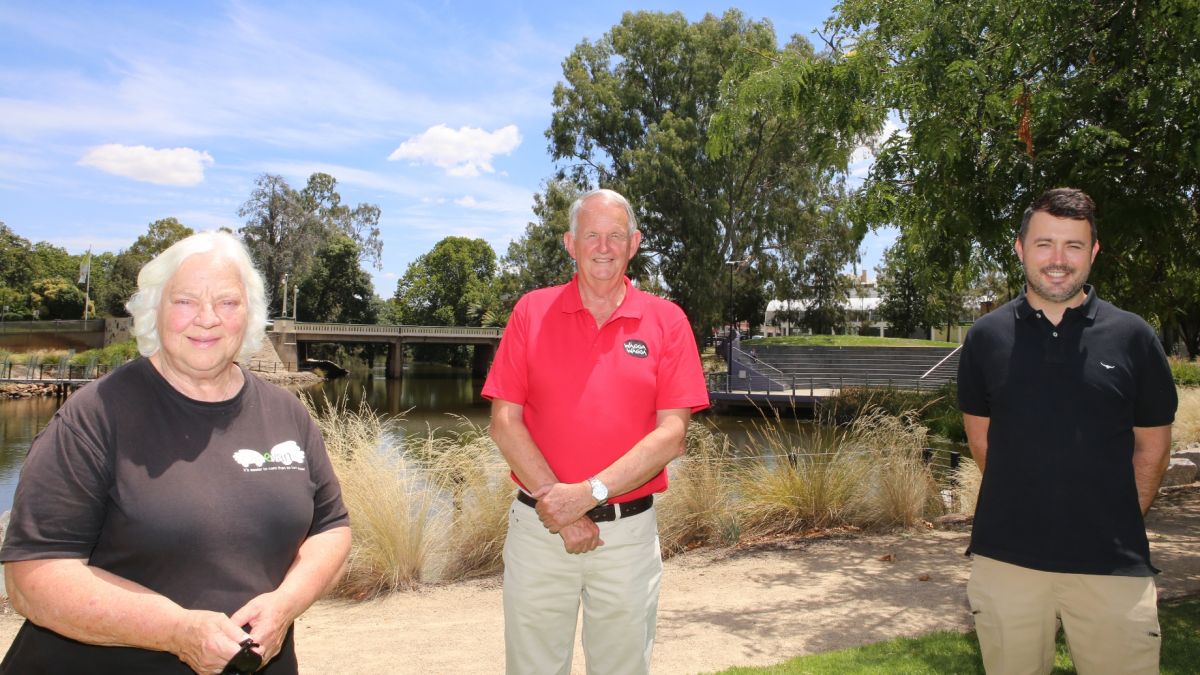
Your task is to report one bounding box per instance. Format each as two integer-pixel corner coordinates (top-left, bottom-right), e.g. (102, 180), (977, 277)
(503, 498), (662, 675)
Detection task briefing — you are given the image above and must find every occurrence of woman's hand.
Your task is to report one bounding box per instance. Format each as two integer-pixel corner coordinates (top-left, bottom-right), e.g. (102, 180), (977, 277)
(170, 609), (252, 674)
(230, 591), (299, 667)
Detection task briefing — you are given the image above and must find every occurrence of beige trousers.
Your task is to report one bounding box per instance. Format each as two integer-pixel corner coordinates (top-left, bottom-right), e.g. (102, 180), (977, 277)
(967, 554), (1160, 675)
(502, 498), (662, 675)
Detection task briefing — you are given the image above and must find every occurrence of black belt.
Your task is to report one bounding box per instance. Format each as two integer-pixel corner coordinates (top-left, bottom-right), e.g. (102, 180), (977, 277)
(516, 491), (654, 523)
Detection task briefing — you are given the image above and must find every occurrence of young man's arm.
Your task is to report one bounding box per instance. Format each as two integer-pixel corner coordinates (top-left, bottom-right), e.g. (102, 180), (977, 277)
(1132, 425), (1172, 515)
(962, 413), (990, 474)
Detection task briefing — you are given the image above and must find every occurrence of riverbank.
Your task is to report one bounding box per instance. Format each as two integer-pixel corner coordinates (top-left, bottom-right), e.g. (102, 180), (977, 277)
(0, 365), (322, 399)
(2, 486), (1195, 674)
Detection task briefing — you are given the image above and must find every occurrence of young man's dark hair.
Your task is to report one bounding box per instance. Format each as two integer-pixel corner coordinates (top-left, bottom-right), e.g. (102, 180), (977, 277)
(1019, 187), (1098, 243)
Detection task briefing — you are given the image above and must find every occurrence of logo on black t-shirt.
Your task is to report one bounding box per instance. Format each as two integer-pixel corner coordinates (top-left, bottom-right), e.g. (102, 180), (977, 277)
(233, 440), (307, 472)
(623, 339), (648, 358)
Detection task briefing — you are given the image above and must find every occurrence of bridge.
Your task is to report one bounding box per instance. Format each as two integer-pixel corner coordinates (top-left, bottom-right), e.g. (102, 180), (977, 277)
(706, 343), (961, 411)
(268, 319), (503, 379)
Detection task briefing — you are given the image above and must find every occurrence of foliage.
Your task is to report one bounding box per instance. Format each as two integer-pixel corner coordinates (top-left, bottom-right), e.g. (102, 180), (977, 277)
(822, 0), (1200, 357)
(709, 596), (1200, 674)
(0, 222), (36, 292)
(657, 422), (741, 556)
(401, 417), (512, 582)
(493, 179), (578, 320)
(31, 277), (86, 319)
(307, 396), (439, 598)
(822, 384), (965, 442)
(240, 172), (382, 317)
(295, 234), (376, 324)
(395, 237), (497, 327)
(239, 174), (326, 317)
(547, 9), (864, 339)
(1171, 357), (1200, 387)
(876, 235), (931, 337)
(297, 172), (384, 270)
(1175, 387), (1200, 448)
(0, 223), (98, 319)
(103, 217), (194, 316)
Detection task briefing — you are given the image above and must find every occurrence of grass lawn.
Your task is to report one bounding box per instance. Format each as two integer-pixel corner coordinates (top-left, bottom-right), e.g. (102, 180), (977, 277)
(754, 335), (959, 348)
(708, 596), (1200, 674)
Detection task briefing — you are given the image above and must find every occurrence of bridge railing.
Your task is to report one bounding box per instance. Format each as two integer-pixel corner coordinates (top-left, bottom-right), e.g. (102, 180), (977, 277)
(282, 322), (503, 338)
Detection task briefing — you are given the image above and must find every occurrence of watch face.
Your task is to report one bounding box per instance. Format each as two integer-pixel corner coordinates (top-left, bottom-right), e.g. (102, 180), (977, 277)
(591, 478), (607, 501)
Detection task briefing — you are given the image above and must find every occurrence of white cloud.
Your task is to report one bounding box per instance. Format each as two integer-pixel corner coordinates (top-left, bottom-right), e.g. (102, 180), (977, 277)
(455, 195), (478, 207)
(388, 124), (522, 177)
(78, 144), (213, 186)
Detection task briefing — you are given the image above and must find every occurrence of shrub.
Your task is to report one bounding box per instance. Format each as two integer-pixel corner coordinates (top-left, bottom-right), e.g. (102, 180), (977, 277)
(407, 417), (512, 582)
(732, 417), (871, 535)
(821, 384), (965, 442)
(1171, 357), (1200, 386)
(657, 422), (740, 555)
(1175, 387), (1200, 448)
(953, 458), (982, 516)
(308, 395), (440, 599)
(843, 409), (942, 528)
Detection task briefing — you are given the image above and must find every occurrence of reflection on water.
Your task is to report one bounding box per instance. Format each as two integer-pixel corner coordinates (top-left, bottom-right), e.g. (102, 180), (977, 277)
(304, 365), (492, 437)
(0, 396), (62, 513)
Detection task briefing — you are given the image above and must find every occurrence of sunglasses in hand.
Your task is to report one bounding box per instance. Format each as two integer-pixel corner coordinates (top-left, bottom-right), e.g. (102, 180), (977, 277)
(220, 635), (262, 675)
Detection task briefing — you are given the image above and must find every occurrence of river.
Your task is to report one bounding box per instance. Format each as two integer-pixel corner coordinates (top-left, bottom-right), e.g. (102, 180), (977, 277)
(0, 365), (791, 513)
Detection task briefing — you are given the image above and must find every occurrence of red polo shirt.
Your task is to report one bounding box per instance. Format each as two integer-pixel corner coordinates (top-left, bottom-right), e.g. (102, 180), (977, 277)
(482, 275), (710, 502)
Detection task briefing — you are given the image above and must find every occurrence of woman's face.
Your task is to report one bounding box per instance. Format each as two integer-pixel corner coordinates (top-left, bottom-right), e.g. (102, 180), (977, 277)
(156, 252), (248, 382)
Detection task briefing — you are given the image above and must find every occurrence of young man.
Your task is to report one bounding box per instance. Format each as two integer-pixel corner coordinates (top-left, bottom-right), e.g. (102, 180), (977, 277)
(483, 188), (709, 674)
(957, 187), (1178, 674)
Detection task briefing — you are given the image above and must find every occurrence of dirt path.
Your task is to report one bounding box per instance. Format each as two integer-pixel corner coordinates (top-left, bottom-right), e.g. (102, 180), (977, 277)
(3, 488), (1198, 674)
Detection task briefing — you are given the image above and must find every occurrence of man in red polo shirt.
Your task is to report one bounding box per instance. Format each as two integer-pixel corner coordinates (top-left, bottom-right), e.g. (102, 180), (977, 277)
(483, 188), (709, 674)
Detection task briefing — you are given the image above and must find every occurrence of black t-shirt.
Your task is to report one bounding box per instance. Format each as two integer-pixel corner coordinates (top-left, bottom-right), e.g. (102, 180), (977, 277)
(957, 288), (1177, 576)
(0, 358), (349, 673)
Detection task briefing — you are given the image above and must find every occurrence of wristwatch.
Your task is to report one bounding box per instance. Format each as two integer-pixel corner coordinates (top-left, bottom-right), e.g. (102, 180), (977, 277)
(587, 476), (609, 506)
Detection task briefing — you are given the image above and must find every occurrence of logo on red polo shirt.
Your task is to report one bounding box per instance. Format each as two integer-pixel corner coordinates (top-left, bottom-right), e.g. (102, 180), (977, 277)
(623, 339), (648, 358)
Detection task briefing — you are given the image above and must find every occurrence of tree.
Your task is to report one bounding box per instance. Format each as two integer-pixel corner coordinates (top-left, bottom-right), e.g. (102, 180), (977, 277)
(823, 0), (1200, 355)
(548, 10), (865, 339)
(103, 218), (194, 316)
(0, 224), (36, 315)
(875, 239), (929, 338)
(240, 173), (385, 318)
(295, 234), (376, 324)
(239, 174), (324, 317)
(494, 179), (578, 320)
(32, 277), (86, 319)
(299, 173), (384, 270)
(395, 237), (497, 327)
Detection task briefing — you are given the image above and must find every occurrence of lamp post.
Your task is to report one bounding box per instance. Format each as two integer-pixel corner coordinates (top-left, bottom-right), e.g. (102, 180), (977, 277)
(281, 273), (289, 319)
(724, 259), (738, 392)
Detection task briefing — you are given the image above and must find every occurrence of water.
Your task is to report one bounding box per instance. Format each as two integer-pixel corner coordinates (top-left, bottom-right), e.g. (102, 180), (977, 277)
(0, 366), (813, 513)
(0, 396), (62, 514)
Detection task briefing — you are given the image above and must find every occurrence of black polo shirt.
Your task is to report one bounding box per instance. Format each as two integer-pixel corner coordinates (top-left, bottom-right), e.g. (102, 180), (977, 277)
(957, 286), (1177, 576)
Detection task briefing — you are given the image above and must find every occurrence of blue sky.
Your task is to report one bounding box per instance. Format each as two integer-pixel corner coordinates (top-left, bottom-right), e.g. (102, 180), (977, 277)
(0, 0), (893, 297)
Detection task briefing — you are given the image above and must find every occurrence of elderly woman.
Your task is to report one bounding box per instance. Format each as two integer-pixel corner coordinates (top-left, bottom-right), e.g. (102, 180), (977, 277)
(1, 232), (351, 674)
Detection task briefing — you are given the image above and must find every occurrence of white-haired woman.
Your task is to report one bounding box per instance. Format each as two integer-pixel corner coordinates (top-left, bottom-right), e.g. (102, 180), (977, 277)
(1, 231), (351, 674)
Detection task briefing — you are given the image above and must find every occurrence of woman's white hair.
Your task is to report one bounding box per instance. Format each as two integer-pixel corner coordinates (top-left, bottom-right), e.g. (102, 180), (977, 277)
(568, 188), (638, 236)
(126, 231), (269, 361)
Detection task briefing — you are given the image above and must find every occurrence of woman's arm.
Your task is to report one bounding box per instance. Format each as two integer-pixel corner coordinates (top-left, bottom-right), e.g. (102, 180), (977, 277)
(230, 525), (353, 664)
(4, 558), (251, 673)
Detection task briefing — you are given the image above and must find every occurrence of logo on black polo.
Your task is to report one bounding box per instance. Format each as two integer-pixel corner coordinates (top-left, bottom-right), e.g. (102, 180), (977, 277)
(623, 339), (649, 358)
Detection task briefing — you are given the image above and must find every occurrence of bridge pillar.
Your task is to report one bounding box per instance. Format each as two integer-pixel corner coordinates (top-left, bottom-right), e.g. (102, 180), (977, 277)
(386, 340), (404, 379)
(472, 343), (495, 379)
(268, 332), (299, 372)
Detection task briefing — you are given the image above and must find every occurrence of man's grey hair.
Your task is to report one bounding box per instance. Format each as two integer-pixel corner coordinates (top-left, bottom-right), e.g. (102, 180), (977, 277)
(568, 188), (638, 236)
(126, 231), (269, 361)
